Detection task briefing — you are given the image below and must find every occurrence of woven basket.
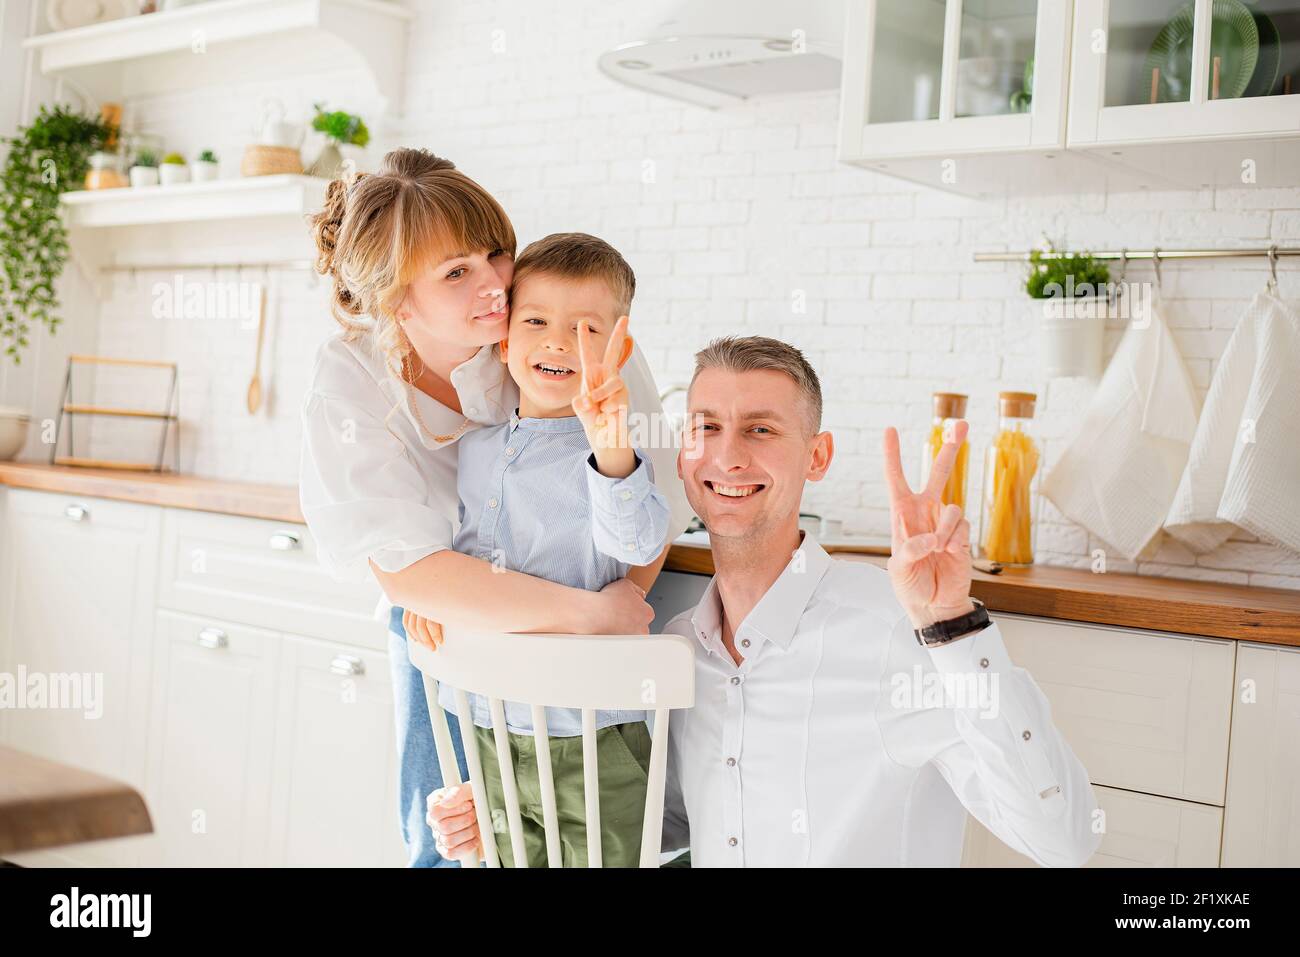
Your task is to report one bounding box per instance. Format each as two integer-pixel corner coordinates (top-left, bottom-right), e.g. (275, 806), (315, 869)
(240, 144), (304, 177)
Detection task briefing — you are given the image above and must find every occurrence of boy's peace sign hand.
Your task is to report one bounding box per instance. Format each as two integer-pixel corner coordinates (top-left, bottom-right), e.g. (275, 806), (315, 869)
(882, 421), (976, 630)
(572, 315), (632, 454)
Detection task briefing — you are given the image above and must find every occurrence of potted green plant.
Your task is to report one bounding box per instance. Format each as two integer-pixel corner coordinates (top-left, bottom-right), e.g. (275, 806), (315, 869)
(0, 104), (113, 369)
(193, 148), (219, 182)
(305, 104), (370, 178)
(129, 149), (159, 187)
(159, 151), (189, 186)
(1026, 241), (1114, 379)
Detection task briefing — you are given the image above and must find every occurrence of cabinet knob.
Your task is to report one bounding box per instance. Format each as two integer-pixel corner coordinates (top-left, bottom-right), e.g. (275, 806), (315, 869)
(330, 654), (364, 677)
(64, 504), (89, 522)
(268, 531), (301, 551)
(197, 626), (228, 649)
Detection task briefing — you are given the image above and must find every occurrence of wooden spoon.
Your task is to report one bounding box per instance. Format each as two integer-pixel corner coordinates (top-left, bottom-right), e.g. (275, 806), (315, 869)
(246, 283), (266, 414)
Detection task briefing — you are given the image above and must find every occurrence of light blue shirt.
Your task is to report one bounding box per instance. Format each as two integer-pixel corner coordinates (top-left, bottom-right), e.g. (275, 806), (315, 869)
(438, 408), (670, 735)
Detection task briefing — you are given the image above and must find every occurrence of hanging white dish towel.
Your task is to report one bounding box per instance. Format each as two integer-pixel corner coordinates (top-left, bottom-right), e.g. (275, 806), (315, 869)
(1164, 293), (1300, 554)
(1042, 300), (1202, 561)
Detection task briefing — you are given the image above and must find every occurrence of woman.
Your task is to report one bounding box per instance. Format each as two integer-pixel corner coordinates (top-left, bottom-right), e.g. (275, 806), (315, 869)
(299, 148), (691, 867)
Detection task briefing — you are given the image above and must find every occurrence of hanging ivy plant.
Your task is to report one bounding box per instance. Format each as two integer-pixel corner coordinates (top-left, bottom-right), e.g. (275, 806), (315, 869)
(0, 105), (114, 363)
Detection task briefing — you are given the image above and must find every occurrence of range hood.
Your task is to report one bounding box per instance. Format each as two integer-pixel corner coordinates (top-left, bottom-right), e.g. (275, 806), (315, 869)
(596, 0), (844, 109)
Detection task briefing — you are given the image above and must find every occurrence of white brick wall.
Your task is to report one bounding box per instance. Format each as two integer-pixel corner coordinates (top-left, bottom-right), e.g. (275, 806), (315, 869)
(79, 0), (1299, 590)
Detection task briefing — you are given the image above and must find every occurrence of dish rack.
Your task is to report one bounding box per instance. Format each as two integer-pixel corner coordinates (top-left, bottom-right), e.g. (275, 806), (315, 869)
(48, 355), (179, 473)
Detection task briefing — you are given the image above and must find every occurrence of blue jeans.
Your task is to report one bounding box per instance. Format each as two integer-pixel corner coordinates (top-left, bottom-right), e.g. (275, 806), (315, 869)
(388, 605), (469, 868)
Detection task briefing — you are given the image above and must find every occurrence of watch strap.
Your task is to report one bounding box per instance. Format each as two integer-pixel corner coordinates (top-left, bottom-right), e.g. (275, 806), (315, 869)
(914, 598), (991, 647)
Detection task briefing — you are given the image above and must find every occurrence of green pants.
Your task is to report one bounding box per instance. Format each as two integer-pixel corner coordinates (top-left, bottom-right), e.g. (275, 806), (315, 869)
(473, 721), (651, 868)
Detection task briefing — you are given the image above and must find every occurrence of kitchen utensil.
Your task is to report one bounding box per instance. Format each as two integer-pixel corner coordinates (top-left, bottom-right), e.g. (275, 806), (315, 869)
(1243, 10), (1281, 97)
(246, 284), (266, 414)
(1143, 0), (1258, 103)
(46, 0), (136, 31)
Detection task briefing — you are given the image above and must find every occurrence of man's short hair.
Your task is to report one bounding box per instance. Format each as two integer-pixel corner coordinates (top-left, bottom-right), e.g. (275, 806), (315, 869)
(691, 335), (823, 434)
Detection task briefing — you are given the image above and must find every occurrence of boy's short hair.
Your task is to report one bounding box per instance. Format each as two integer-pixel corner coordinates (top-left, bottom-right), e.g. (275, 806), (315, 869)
(512, 232), (636, 315)
(692, 335), (824, 435)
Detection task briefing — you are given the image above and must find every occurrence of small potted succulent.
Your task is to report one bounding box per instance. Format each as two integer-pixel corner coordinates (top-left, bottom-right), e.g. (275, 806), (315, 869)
(1025, 240), (1114, 379)
(129, 149), (159, 187)
(305, 104), (370, 178)
(159, 151), (189, 186)
(192, 148), (219, 182)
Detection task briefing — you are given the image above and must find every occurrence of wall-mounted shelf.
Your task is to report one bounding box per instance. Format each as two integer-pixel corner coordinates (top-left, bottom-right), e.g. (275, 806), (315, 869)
(60, 174), (327, 281)
(23, 0), (411, 108)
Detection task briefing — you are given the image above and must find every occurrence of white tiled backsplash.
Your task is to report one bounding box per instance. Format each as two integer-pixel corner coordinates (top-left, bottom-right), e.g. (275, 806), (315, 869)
(60, 0), (1300, 588)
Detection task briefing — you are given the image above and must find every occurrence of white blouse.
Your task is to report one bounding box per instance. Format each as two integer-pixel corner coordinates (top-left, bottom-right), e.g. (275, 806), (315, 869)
(299, 327), (695, 609)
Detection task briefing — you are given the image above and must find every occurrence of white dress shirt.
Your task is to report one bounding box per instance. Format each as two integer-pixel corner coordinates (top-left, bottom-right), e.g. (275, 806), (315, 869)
(660, 533), (1102, 867)
(299, 328), (694, 615)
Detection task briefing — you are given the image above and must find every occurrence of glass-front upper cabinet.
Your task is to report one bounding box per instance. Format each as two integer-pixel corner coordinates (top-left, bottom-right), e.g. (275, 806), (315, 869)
(1069, 0), (1300, 145)
(838, 0), (1075, 160)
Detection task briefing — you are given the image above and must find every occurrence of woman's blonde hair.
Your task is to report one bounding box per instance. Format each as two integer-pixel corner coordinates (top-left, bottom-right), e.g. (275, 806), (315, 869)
(309, 148), (517, 382)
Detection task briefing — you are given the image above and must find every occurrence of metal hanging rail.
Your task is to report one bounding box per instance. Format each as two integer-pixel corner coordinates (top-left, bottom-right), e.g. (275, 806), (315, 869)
(973, 246), (1300, 263)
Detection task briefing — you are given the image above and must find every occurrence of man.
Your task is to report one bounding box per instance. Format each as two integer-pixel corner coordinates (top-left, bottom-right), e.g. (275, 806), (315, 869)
(430, 336), (1101, 867)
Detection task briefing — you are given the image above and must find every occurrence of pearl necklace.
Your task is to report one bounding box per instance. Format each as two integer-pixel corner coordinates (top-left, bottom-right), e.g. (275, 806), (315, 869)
(402, 351), (472, 445)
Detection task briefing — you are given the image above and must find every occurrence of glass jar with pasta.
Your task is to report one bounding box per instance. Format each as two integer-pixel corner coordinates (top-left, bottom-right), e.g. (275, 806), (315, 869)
(919, 392), (969, 512)
(978, 391), (1040, 565)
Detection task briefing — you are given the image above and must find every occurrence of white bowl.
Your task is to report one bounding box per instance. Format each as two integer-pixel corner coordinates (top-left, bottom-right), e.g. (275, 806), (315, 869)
(0, 408), (31, 461)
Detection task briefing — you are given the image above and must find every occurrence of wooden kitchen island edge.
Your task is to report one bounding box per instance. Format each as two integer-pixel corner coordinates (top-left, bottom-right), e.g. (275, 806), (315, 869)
(1, 461), (1296, 646)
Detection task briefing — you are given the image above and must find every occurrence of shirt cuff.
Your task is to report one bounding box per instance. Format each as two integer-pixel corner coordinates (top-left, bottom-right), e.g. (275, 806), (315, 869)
(923, 619), (1015, 676)
(586, 449), (654, 512)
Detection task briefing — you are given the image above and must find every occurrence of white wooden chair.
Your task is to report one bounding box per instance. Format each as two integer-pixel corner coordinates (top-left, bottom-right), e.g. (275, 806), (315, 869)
(409, 630), (695, 868)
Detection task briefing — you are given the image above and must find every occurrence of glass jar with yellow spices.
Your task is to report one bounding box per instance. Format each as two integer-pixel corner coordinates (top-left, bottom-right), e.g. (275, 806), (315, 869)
(978, 391), (1040, 566)
(919, 392), (970, 512)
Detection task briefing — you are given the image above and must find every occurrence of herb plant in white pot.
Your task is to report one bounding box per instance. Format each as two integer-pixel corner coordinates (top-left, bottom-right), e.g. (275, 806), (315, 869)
(1026, 245), (1114, 379)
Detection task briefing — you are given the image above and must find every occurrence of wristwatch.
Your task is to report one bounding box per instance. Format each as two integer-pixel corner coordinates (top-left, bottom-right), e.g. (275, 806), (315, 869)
(914, 598), (991, 647)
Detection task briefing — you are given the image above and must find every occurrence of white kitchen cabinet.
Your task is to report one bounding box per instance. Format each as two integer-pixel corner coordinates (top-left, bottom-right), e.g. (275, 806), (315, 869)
(837, 0), (1138, 194)
(159, 507), (387, 649)
(994, 614), (1235, 805)
(1221, 642), (1300, 866)
(268, 634), (404, 867)
(962, 783), (1224, 866)
(142, 609), (280, 867)
(0, 489), (159, 866)
(1067, 0), (1300, 186)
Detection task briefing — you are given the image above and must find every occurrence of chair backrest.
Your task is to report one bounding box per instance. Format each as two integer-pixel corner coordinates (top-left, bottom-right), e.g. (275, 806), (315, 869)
(409, 629), (695, 868)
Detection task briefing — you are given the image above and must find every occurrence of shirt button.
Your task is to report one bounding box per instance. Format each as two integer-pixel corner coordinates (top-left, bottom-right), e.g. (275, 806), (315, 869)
(488, 498), (499, 508)
(624, 542), (635, 552)
(979, 657), (989, 669)
(1022, 730), (1032, 741)
(619, 490), (632, 501)
(740, 638), (751, 648)
(467, 406), (478, 416)
(726, 757), (736, 767)
(727, 837), (738, 847)
(729, 676), (741, 686)
(505, 446), (515, 456)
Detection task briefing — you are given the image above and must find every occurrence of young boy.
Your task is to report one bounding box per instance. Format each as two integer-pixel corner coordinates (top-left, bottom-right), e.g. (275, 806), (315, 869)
(437, 232), (669, 867)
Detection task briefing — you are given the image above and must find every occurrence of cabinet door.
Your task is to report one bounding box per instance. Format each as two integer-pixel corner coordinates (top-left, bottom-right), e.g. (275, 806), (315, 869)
(268, 634), (404, 867)
(143, 610), (279, 866)
(1070, 0), (1300, 149)
(1222, 643), (1300, 866)
(0, 490), (158, 866)
(840, 0), (1072, 159)
(962, 784), (1223, 867)
(995, 615), (1234, 805)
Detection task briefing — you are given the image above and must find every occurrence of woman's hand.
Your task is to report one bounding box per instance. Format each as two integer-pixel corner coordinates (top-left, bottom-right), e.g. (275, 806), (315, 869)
(426, 785), (482, 862)
(590, 577), (653, 635)
(402, 608), (445, 651)
(882, 421), (976, 629)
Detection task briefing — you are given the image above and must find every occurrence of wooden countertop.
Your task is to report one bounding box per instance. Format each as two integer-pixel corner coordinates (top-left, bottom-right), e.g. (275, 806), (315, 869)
(0, 461), (303, 523)
(1, 461), (1297, 646)
(666, 542), (1300, 646)
(0, 745), (152, 856)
